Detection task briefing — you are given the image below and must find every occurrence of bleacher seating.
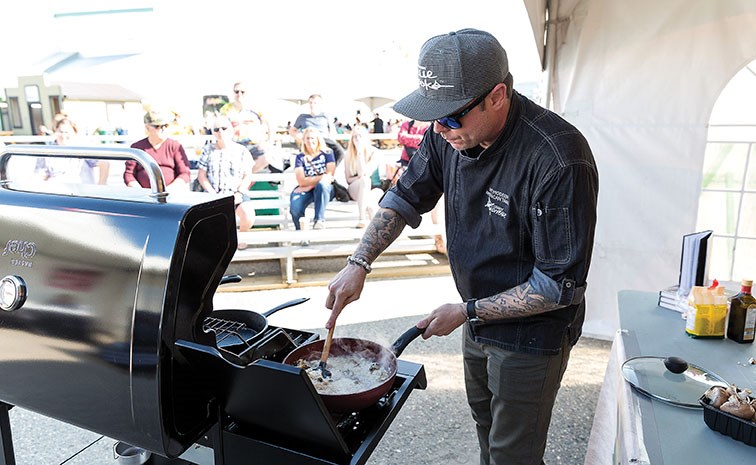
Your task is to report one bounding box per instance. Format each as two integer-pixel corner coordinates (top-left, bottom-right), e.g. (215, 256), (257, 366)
(235, 173), (444, 284)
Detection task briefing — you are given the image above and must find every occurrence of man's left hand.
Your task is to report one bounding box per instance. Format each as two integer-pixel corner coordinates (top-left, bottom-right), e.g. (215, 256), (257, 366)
(416, 303), (468, 339)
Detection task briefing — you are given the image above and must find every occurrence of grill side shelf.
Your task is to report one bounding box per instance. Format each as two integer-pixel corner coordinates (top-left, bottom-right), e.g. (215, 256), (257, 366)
(223, 360), (350, 462)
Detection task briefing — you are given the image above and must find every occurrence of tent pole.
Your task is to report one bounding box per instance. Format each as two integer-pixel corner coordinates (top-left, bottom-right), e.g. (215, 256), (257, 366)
(542, 0), (560, 111)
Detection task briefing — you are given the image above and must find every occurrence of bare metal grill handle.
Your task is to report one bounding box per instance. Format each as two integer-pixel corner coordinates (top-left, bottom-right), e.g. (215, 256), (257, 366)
(0, 145), (168, 199)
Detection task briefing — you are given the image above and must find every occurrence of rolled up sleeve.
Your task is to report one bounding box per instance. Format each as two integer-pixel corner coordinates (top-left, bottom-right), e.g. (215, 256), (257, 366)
(379, 190), (423, 228)
(528, 266), (587, 307)
(530, 161), (598, 300)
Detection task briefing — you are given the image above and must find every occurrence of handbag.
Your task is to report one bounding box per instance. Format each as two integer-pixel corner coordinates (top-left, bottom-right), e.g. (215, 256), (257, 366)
(190, 177), (205, 192)
(332, 181), (351, 202)
(303, 153), (350, 202)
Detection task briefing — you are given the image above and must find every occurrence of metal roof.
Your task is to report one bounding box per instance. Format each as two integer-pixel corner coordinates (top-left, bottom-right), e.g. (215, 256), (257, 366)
(53, 80), (142, 102)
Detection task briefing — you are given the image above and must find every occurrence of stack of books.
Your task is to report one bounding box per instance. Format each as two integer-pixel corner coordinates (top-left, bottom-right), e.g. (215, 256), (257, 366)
(658, 285), (688, 313)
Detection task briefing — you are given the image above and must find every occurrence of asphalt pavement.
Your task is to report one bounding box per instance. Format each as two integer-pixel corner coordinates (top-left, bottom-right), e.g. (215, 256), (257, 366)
(4, 275), (611, 464)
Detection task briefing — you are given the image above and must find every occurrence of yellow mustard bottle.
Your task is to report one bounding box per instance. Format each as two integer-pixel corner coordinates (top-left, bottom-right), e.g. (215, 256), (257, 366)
(685, 284), (727, 338)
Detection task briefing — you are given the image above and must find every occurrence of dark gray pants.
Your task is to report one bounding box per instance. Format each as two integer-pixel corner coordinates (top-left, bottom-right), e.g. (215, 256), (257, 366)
(463, 326), (571, 465)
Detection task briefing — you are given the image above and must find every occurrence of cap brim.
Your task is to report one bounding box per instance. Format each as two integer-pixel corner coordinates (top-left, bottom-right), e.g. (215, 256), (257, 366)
(393, 89), (473, 121)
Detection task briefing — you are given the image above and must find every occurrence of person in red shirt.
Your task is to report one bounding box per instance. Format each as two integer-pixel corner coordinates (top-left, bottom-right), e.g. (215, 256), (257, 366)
(124, 110), (191, 192)
(396, 119), (446, 253)
(397, 119), (430, 170)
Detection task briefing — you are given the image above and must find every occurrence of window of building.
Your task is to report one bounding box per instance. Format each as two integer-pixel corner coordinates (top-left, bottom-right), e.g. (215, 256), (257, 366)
(698, 60), (756, 282)
(24, 85), (40, 103)
(0, 101), (9, 132)
(9, 97), (22, 129)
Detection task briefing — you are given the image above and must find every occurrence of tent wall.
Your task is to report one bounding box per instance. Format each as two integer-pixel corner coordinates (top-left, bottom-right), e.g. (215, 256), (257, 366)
(531, 0), (756, 337)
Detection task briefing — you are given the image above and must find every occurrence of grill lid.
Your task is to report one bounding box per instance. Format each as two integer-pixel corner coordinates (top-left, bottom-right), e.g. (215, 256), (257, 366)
(0, 145), (239, 457)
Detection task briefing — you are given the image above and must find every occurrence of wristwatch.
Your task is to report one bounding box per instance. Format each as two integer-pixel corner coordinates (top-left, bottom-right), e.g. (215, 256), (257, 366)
(466, 299), (482, 324)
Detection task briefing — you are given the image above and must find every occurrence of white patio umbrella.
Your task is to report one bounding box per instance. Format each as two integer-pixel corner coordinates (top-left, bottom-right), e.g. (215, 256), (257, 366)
(355, 96), (396, 112)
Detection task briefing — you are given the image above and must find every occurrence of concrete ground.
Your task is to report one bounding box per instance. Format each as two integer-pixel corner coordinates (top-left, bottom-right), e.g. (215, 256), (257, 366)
(4, 275), (611, 464)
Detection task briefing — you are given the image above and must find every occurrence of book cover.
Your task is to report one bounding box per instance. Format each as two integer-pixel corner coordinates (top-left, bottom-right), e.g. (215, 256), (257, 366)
(678, 230), (712, 297)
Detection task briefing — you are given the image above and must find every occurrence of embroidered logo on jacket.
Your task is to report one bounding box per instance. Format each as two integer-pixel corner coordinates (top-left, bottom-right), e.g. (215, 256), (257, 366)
(485, 188), (509, 218)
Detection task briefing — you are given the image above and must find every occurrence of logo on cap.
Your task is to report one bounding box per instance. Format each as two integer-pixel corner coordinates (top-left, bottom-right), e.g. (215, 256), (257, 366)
(418, 66), (454, 92)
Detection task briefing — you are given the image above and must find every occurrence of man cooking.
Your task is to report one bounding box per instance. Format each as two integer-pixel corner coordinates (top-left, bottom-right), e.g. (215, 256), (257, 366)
(325, 28), (598, 465)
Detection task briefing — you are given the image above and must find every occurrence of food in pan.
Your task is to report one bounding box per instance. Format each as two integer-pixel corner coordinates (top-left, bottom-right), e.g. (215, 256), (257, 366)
(296, 355), (390, 395)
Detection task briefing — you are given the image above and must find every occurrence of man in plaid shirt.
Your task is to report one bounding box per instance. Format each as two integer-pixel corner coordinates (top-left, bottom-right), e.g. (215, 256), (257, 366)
(197, 114), (257, 235)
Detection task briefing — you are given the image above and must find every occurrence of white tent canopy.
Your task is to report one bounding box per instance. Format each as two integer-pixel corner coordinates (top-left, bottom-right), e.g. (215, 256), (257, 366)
(522, 0), (756, 337)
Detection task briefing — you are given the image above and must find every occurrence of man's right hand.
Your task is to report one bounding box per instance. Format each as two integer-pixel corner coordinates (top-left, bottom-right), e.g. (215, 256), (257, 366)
(325, 264), (368, 329)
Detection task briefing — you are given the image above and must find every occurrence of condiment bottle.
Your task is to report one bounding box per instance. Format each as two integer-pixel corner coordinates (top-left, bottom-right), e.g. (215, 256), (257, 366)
(685, 284), (727, 338)
(726, 279), (756, 344)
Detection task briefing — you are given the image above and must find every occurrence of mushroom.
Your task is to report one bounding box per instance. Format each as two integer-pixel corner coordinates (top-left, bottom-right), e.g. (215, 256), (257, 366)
(720, 395), (756, 420)
(704, 386), (729, 408)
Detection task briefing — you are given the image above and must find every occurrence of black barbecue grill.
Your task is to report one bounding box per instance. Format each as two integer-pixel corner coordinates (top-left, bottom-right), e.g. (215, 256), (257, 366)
(0, 145), (426, 465)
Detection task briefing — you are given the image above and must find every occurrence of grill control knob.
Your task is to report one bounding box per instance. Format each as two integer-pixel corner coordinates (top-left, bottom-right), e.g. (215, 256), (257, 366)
(0, 275), (27, 312)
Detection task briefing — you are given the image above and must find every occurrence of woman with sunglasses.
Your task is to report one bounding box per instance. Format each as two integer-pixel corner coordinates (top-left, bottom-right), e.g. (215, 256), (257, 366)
(124, 110), (191, 192)
(196, 115), (256, 236)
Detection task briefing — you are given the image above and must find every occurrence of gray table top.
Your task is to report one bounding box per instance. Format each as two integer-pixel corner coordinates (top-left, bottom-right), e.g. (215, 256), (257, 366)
(618, 290), (756, 463)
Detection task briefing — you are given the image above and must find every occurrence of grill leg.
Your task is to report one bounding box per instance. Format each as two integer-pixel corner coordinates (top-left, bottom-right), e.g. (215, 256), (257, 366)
(0, 402), (15, 465)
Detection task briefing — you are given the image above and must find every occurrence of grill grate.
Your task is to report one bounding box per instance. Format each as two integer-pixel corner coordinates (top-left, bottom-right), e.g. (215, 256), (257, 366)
(203, 316), (252, 348)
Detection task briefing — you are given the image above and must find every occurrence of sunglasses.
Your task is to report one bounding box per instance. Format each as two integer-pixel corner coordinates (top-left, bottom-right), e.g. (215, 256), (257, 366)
(234, 90), (246, 95)
(436, 89), (492, 130)
(212, 127), (229, 132)
(151, 124), (169, 130)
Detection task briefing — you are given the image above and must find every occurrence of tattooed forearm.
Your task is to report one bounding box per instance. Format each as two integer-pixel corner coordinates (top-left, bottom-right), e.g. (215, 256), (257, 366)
(476, 282), (561, 320)
(353, 208), (407, 262)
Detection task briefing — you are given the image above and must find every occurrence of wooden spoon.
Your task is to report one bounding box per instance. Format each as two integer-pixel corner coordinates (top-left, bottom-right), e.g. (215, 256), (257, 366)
(318, 326), (335, 378)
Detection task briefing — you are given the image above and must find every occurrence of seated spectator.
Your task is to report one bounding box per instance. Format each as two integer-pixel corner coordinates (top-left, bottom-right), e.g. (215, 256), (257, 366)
(124, 110), (191, 192)
(196, 115), (256, 235)
(220, 81), (272, 174)
(290, 128), (335, 230)
(35, 117), (110, 184)
(289, 94), (345, 165)
(397, 119), (430, 172)
(395, 118), (446, 254)
(343, 126), (383, 228)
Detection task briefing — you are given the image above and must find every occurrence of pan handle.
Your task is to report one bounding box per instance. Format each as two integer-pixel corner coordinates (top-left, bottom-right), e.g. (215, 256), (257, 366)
(220, 274), (243, 285)
(390, 326), (425, 357)
(261, 297), (310, 317)
(174, 339), (245, 369)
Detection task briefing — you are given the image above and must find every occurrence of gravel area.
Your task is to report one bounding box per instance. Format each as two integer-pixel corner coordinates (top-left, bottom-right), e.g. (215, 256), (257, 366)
(349, 315), (612, 465)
